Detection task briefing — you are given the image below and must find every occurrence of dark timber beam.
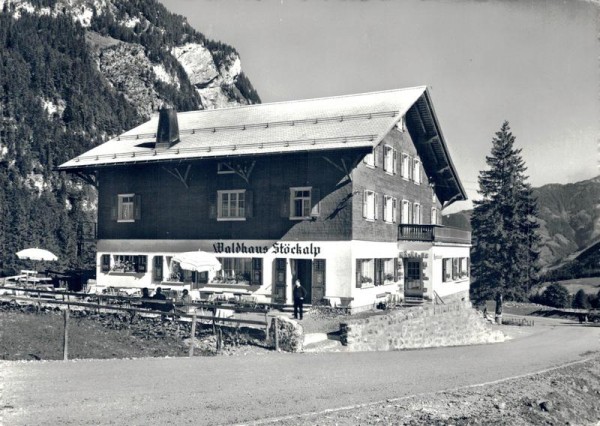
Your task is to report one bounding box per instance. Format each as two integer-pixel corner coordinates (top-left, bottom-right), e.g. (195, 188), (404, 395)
(73, 172), (98, 189)
(162, 164), (192, 188)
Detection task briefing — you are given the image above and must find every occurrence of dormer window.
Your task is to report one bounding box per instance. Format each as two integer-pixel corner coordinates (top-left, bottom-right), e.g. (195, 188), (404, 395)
(363, 149), (375, 168)
(396, 116), (405, 132)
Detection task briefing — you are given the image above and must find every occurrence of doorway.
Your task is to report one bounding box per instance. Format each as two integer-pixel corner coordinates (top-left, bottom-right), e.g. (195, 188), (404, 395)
(404, 259), (423, 297)
(292, 259), (312, 302)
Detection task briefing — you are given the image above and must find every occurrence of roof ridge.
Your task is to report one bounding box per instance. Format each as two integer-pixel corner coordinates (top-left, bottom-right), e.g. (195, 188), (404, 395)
(175, 85), (428, 116)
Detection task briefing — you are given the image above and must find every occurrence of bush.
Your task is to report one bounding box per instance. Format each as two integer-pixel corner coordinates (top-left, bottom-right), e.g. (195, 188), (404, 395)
(572, 289), (591, 309)
(541, 282), (571, 308)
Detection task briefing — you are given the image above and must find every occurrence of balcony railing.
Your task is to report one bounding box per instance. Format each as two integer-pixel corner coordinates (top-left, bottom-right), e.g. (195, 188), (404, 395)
(398, 224), (471, 244)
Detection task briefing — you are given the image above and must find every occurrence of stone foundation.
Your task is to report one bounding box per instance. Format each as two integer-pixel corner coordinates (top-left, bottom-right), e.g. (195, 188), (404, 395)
(340, 301), (504, 351)
(267, 314), (304, 352)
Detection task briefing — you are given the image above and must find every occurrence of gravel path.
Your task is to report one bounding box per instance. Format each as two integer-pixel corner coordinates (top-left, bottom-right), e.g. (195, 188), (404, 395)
(1, 317), (599, 425)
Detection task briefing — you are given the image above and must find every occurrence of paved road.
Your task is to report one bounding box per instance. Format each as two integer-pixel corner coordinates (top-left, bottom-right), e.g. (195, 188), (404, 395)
(1, 317), (599, 426)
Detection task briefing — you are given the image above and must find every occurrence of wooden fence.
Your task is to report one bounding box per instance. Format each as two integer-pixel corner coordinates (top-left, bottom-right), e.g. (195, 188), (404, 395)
(0, 286), (280, 359)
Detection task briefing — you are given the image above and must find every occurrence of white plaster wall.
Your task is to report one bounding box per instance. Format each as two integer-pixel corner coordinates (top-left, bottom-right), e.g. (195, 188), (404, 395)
(431, 244), (471, 299)
(350, 241), (403, 308)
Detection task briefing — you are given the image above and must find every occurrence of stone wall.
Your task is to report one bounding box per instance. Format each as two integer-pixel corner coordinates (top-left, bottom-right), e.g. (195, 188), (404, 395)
(340, 301), (504, 351)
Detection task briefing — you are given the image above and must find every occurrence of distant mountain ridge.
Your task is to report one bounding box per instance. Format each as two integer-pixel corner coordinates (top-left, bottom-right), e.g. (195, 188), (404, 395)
(443, 176), (600, 273)
(0, 0), (260, 275)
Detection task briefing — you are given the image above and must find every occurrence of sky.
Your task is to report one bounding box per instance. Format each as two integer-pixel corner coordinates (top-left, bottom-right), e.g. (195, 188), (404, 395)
(160, 0), (599, 212)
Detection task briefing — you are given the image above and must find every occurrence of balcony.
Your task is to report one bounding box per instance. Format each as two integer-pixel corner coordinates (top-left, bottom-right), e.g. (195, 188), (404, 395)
(398, 224), (471, 245)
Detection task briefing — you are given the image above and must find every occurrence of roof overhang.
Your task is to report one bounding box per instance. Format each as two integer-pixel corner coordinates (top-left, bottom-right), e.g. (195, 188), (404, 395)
(405, 89), (467, 206)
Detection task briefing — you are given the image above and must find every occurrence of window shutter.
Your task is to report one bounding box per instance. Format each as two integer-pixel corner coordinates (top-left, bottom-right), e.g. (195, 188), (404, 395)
(392, 149), (397, 174)
(373, 146), (380, 168)
(310, 187), (321, 217)
(208, 191), (217, 219)
(393, 198), (398, 223)
(356, 259), (362, 288)
(280, 189), (290, 218)
(134, 194), (141, 220)
(110, 196), (117, 220)
(251, 258), (262, 285)
(245, 190), (254, 218)
(362, 191), (368, 218)
(409, 202), (413, 224)
(374, 192), (379, 220)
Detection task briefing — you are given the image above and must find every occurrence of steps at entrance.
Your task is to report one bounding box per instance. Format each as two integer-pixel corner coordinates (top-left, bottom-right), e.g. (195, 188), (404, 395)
(402, 297), (424, 307)
(303, 332), (344, 352)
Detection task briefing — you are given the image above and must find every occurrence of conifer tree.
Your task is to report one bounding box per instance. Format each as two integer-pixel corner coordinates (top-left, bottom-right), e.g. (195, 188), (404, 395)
(470, 121), (540, 302)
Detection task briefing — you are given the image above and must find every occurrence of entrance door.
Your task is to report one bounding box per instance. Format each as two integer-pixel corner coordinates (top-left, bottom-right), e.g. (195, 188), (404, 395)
(295, 259), (312, 302)
(273, 258), (287, 303)
(404, 259), (423, 297)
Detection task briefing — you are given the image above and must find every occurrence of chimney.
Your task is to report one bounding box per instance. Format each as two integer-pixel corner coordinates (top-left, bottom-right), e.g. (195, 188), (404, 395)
(155, 108), (180, 150)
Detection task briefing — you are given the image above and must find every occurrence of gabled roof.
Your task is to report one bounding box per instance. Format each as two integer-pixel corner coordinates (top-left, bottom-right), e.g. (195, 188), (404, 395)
(58, 86), (467, 205)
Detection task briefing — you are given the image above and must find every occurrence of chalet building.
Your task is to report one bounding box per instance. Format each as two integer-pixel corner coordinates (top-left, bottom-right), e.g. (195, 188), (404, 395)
(58, 86), (471, 311)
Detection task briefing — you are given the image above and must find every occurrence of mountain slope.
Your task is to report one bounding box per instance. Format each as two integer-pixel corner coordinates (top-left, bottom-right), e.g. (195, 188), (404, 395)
(0, 0), (260, 275)
(443, 176), (600, 273)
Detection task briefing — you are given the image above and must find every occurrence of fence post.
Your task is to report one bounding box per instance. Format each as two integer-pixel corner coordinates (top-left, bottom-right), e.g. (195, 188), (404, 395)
(37, 291), (41, 313)
(63, 306), (69, 361)
(274, 317), (279, 351)
(216, 327), (223, 354)
(189, 311), (197, 358)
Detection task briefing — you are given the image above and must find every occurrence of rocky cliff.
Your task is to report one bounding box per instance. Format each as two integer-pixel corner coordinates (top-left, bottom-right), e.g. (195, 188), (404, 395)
(2, 0), (259, 116)
(0, 0), (260, 275)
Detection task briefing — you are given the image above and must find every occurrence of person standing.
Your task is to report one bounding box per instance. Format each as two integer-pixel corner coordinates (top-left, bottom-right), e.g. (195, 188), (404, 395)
(293, 279), (307, 320)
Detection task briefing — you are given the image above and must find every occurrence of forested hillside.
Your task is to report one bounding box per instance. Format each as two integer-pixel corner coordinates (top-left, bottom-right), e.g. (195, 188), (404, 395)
(0, 0), (260, 276)
(443, 176), (600, 278)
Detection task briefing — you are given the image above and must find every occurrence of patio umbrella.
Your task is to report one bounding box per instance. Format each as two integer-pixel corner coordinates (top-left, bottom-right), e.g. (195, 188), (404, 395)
(172, 251), (221, 272)
(16, 248), (58, 261)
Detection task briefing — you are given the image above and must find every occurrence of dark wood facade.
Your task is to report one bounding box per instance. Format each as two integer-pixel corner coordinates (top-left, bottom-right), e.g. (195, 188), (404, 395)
(97, 127), (441, 243)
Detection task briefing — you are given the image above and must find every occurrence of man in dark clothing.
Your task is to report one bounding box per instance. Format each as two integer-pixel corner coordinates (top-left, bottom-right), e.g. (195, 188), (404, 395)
(293, 279), (307, 320)
(152, 287), (170, 312)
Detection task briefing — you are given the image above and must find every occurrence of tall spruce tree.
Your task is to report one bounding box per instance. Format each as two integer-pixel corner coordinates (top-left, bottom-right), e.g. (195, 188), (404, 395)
(470, 121), (540, 302)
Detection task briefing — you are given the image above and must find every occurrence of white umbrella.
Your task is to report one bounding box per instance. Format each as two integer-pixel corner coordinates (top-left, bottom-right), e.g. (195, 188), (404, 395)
(16, 248), (58, 261)
(172, 251), (221, 272)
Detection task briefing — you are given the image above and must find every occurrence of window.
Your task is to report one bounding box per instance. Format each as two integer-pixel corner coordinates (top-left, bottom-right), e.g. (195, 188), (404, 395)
(413, 203), (421, 224)
(290, 187), (312, 219)
(442, 258), (452, 282)
(356, 259), (374, 288)
(118, 194), (135, 222)
(111, 255), (147, 273)
(401, 200), (411, 224)
(363, 149), (375, 168)
(212, 257), (258, 285)
(363, 190), (377, 221)
(459, 257), (469, 278)
(217, 161), (235, 174)
(383, 145), (397, 174)
(383, 258), (396, 284)
(406, 260), (421, 280)
(396, 116), (405, 132)
(401, 154), (411, 179)
(431, 207), (438, 225)
(452, 258), (459, 280)
(218, 190), (246, 220)
(384, 195), (397, 223)
(413, 159), (421, 184)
